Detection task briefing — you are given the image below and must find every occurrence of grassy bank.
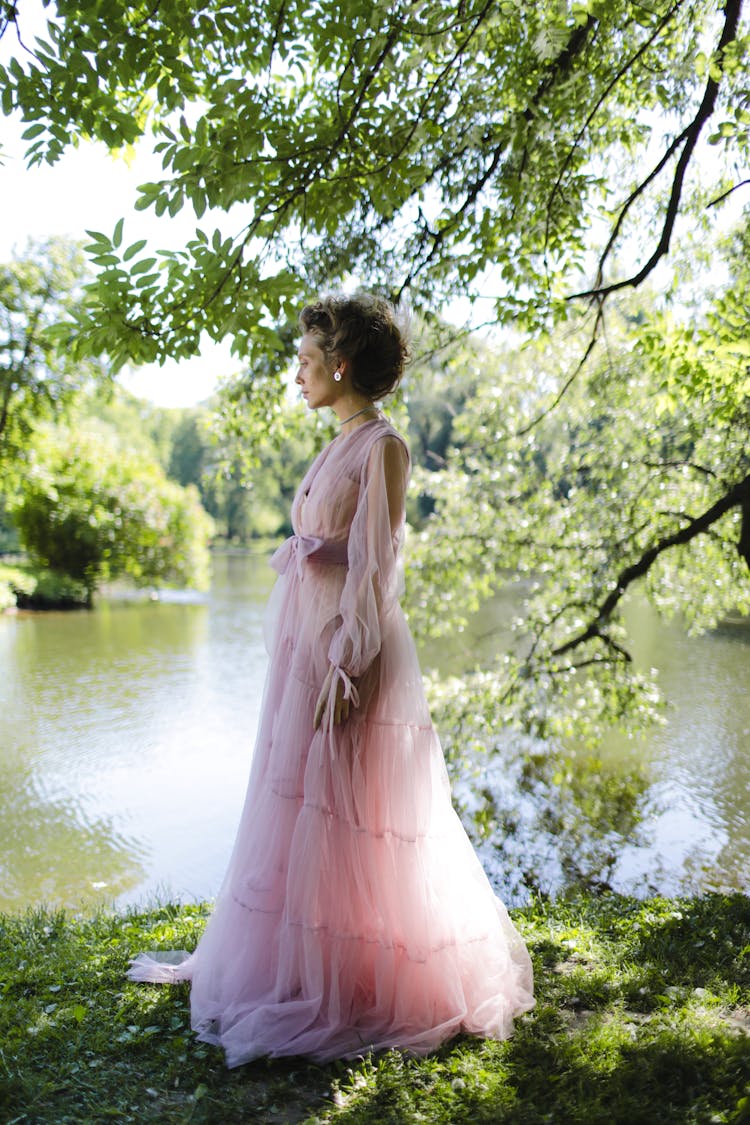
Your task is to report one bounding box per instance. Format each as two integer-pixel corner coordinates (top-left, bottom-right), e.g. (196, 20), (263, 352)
(1, 894), (748, 1124)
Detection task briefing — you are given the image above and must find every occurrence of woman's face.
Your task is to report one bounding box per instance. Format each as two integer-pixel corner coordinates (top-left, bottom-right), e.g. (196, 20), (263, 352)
(295, 332), (341, 410)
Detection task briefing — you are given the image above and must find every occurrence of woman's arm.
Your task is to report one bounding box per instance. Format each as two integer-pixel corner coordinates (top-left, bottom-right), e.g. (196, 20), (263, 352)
(380, 434), (409, 537)
(314, 434), (409, 731)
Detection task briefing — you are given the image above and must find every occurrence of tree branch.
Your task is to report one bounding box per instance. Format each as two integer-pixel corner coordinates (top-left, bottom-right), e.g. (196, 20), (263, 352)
(593, 124), (692, 291)
(397, 13), (599, 298)
(552, 470), (750, 657)
(346, 0), (498, 191)
(0, 4), (14, 43)
(0, 273), (55, 442)
(640, 458), (718, 479)
(396, 144), (506, 296)
(130, 1), (162, 31)
(333, 24), (403, 148)
(544, 1), (683, 262)
(707, 178), (750, 208)
(264, 0), (288, 88)
(568, 652), (631, 671)
(516, 301), (604, 437)
(569, 0), (743, 303)
(0, 373), (14, 443)
(525, 15), (598, 113)
(739, 497), (750, 569)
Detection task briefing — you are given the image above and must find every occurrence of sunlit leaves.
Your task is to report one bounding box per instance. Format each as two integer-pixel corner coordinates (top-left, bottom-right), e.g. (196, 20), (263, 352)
(0, 238), (110, 484)
(405, 279), (750, 745)
(3, 0), (748, 369)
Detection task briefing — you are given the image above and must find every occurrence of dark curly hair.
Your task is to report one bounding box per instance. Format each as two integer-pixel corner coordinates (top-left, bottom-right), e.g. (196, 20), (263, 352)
(299, 292), (409, 401)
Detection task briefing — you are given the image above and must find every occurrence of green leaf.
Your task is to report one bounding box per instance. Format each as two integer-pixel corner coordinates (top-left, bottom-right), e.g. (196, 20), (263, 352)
(122, 239), (148, 262)
(129, 258), (158, 275)
(134, 272), (160, 287)
(84, 230), (111, 247)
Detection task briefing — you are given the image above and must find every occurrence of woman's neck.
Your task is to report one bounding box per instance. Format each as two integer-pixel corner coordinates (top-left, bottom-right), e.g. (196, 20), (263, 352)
(335, 400), (379, 433)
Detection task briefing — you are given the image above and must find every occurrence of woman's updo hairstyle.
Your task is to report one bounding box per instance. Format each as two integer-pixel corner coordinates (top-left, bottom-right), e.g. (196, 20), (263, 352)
(299, 292), (409, 401)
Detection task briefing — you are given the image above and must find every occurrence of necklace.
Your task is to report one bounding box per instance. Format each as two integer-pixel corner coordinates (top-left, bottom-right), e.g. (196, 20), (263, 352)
(339, 405), (378, 427)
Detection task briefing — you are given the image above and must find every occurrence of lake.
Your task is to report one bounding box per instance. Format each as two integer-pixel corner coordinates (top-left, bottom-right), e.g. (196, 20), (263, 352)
(1, 550), (748, 913)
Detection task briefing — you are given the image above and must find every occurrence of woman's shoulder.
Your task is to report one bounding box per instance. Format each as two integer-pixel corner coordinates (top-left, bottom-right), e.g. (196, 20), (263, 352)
(367, 417), (409, 457)
(362, 420), (410, 480)
(335, 416), (409, 476)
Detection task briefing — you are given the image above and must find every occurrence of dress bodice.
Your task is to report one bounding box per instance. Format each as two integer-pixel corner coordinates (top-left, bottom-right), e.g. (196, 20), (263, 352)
(292, 419), (405, 543)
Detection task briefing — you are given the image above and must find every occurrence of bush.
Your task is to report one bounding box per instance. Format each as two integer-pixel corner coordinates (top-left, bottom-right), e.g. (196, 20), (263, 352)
(0, 564), (34, 610)
(0, 563), (90, 609)
(8, 427), (214, 604)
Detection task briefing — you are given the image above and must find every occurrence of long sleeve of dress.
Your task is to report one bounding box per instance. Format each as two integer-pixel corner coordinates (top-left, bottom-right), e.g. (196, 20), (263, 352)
(326, 433), (409, 684)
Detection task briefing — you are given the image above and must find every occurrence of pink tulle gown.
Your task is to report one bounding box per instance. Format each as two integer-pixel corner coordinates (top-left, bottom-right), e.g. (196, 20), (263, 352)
(127, 417), (534, 1065)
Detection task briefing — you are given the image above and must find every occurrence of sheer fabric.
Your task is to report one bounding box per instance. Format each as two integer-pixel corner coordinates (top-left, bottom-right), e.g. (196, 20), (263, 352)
(127, 418), (534, 1066)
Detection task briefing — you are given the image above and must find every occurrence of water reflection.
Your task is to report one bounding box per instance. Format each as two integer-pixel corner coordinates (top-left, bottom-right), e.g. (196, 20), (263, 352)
(615, 601), (750, 898)
(453, 736), (654, 904)
(452, 597), (750, 904)
(0, 551), (748, 912)
(0, 550), (275, 912)
(0, 766), (146, 910)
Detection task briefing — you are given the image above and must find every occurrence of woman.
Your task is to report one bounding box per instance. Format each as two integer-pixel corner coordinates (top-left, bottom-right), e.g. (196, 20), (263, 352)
(128, 292), (534, 1066)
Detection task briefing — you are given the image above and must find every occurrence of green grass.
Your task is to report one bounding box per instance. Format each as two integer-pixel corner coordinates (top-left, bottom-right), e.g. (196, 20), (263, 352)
(1, 895), (748, 1124)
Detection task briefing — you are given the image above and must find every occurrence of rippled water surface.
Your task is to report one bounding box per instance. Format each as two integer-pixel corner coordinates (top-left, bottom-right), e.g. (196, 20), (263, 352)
(1, 550), (748, 912)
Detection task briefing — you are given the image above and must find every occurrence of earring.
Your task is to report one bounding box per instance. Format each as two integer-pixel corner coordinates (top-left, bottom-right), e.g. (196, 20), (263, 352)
(333, 370), (342, 382)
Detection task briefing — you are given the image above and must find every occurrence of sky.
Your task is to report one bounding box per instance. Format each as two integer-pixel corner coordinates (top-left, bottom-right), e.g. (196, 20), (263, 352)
(2, 115), (237, 407)
(1, 4), (235, 408)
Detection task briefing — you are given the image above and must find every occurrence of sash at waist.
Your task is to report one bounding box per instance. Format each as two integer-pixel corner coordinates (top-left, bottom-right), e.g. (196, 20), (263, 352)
(270, 534), (349, 579)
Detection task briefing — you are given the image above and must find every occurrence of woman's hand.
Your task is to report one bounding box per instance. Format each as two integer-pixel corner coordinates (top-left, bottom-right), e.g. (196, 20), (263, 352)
(314, 665), (353, 730)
